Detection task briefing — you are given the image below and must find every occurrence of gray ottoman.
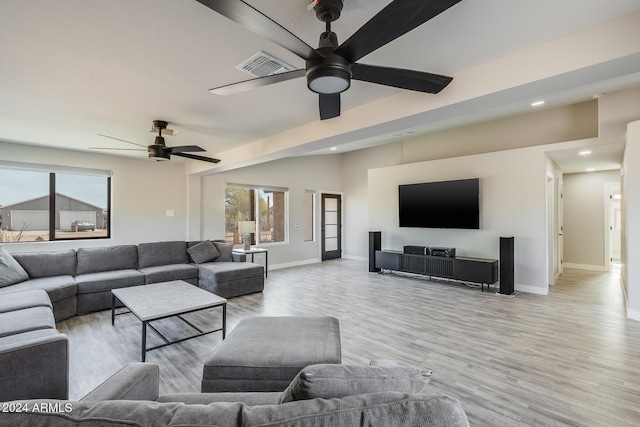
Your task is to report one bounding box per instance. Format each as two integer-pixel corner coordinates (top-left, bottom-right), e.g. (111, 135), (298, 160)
(202, 316), (341, 392)
(197, 263), (264, 299)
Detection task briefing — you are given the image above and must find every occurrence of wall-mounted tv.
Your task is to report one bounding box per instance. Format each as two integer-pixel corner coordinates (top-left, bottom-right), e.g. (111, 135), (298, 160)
(398, 178), (480, 229)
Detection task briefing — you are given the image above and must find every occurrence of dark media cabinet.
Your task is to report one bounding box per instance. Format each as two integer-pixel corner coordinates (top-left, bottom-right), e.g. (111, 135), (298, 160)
(374, 250), (498, 291)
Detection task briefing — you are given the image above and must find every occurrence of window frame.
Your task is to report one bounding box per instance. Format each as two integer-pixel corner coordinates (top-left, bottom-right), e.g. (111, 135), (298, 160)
(0, 161), (112, 243)
(224, 183), (289, 247)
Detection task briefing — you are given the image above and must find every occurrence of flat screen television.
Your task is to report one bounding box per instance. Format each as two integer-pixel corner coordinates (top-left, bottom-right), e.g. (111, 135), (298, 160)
(398, 178), (480, 229)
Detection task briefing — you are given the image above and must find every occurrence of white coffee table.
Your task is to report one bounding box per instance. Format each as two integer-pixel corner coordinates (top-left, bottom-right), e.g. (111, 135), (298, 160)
(111, 280), (227, 361)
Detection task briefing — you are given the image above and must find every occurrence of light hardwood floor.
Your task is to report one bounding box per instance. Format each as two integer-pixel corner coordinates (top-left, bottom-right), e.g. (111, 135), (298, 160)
(58, 260), (640, 426)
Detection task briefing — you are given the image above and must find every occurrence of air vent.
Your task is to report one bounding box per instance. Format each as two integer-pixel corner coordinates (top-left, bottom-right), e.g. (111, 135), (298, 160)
(236, 51), (296, 78)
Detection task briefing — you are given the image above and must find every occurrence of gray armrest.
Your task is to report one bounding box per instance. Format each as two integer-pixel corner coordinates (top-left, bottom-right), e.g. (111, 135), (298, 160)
(0, 333), (69, 401)
(232, 253), (246, 262)
(81, 363), (160, 402)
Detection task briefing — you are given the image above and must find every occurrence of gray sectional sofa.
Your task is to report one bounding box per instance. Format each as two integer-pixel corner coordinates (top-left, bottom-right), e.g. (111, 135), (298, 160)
(0, 362), (471, 426)
(0, 240), (263, 401)
(0, 289), (69, 402)
(0, 240), (265, 321)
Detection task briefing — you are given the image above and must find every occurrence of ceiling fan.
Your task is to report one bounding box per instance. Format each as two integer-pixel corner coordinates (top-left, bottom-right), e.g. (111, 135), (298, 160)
(198, 0), (460, 120)
(92, 120), (221, 164)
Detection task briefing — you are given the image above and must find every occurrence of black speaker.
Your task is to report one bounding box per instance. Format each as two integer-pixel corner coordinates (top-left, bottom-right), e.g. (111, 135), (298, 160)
(369, 231), (382, 272)
(499, 237), (515, 295)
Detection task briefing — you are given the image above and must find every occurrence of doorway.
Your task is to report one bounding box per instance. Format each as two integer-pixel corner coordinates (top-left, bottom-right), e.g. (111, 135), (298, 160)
(321, 193), (341, 261)
(605, 182), (622, 270)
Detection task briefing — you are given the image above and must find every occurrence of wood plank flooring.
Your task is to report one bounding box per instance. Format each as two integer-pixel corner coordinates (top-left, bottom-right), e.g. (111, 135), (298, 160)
(57, 260), (640, 426)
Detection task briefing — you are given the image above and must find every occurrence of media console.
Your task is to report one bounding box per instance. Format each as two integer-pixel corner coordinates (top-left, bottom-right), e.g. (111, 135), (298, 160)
(374, 250), (498, 291)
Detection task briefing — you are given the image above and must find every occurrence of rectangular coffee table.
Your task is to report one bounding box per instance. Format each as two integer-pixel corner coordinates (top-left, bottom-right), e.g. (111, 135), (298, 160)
(112, 280), (227, 361)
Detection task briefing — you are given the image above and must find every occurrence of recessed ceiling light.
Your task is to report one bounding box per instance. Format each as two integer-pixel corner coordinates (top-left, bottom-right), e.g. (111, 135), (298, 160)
(579, 150), (592, 156)
(586, 168), (596, 172)
(531, 100), (545, 107)
(329, 147), (337, 151)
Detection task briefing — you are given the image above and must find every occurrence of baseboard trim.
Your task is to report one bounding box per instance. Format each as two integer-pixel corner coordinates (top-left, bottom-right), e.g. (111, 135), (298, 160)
(342, 255), (367, 262)
(270, 258), (321, 271)
(515, 284), (549, 295)
(563, 263), (608, 272)
(628, 309), (640, 322)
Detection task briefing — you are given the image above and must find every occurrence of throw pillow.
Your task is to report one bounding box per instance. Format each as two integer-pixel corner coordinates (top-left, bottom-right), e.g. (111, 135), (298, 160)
(0, 246), (29, 288)
(187, 240), (220, 264)
(278, 363), (432, 404)
(212, 241), (233, 262)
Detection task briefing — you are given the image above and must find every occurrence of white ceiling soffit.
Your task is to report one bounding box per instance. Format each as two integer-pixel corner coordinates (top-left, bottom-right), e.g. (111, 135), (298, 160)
(0, 0), (639, 174)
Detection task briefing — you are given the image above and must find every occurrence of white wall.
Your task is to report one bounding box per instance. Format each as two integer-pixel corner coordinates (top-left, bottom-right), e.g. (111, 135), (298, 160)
(200, 154), (342, 268)
(368, 146), (549, 295)
(341, 143), (403, 261)
(623, 120), (640, 320)
(563, 170), (621, 270)
(0, 140), (189, 253)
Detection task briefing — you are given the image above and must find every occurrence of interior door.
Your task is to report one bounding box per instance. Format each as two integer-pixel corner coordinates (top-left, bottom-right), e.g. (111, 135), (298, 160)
(609, 189), (622, 265)
(557, 179), (564, 276)
(321, 194), (341, 261)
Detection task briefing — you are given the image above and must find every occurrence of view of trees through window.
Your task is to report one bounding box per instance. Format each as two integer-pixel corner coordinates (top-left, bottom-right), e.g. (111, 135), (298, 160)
(0, 166), (110, 243)
(225, 185), (286, 246)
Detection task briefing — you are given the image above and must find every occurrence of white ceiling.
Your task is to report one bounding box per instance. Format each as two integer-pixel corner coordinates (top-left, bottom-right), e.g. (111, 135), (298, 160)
(2, 0), (640, 174)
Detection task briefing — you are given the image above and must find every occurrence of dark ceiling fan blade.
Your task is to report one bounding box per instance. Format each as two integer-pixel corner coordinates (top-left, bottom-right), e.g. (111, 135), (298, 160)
(89, 147), (146, 151)
(97, 134), (147, 148)
(210, 69), (306, 95)
(195, 0), (319, 61)
(167, 145), (205, 154)
(172, 152), (221, 164)
(352, 63), (453, 93)
(319, 93), (341, 120)
(335, 0), (463, 64)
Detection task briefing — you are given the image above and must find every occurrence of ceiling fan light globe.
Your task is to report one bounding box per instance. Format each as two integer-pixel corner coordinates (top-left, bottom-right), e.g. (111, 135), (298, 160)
(308, 75), (350, 94)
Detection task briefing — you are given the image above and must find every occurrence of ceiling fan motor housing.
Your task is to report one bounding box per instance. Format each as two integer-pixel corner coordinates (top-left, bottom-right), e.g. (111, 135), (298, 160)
(148, 141), (170, 161)
(306, 50), (351, 94)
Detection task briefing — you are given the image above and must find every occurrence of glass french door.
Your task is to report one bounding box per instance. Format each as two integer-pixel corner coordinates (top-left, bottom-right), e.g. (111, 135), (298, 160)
(321, 194), (341, 261)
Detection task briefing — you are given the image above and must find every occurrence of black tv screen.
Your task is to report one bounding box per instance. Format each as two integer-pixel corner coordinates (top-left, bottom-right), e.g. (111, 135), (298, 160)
(398, 178), (480, 229)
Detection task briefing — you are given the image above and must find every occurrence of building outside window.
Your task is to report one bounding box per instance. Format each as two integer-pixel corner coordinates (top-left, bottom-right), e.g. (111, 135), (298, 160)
(0, 162), (111, 243)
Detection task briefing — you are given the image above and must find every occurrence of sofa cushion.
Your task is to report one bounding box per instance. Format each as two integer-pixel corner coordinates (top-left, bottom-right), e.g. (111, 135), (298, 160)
(0, 394), (470, 426)
(212, 241), (234, 262)
(187, 240), (220, 264)
(278, 364), (432, 403)
(0, 306), (55, 338)
(75, 270), (145, 294)
(198, 262), (264, 283)
(0, 276), (76, 303)
(139, 264), (198, 285)
(0, 328), (59, 348)
(12, 249), (76, 278)
(76, 245), (138, 275)
(0, 289), (52, 313)
(0, 247), (29, 288)
(138, 241), (188, 268)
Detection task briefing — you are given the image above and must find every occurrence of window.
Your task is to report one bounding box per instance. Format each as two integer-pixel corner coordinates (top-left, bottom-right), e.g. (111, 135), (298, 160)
(0, 161), (111, 243)
(225, 183), (287, 247)
(304, 190), (315, 242)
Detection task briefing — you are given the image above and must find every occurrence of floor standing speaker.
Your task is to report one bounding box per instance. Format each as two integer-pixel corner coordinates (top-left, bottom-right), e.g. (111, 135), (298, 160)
(499, 237), (515, 295)
(369, 231), (382, 272)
